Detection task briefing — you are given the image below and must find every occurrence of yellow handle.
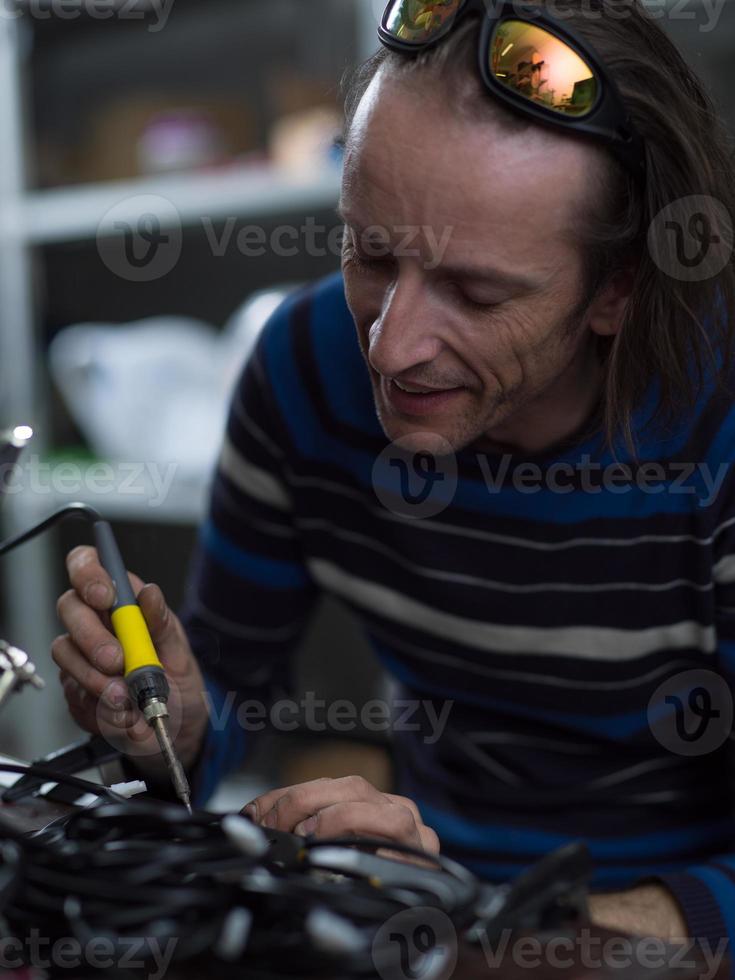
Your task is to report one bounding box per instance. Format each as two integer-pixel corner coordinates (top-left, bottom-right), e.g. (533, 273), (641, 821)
(110, 604), (163, 676)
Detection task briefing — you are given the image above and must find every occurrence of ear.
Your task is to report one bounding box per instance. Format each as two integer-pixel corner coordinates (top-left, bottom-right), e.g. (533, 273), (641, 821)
(586, 265), (635, 337)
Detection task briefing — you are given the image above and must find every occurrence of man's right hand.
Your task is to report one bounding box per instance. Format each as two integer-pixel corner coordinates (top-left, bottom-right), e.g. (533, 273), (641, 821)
(52, 546), (210, 778)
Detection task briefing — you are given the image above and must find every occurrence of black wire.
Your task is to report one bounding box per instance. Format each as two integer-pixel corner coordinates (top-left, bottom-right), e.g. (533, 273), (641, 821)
(0, 762), (124, 805)
(303, 834), (479, 886)
(0, 507), (501, 974)
(0, 799), (487, 979)
(0, 501), (101, 557)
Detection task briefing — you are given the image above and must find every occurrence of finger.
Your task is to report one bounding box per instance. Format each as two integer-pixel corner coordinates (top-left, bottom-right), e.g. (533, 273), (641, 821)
(242, 778), (334, 823)
(60, 672), (101, 735)
(60, 672), (151, 747)
(136, 584), (193, 678)
(55, 591), (123, 676)
(66, 546), (115, 610)
(384, 794), (427, 830)
(384, 794), (440, 853)
(257, 775), (384, 832)
(52, 634), (129, 708)
(294, 801), (425, 851)
(66, 545), (145, 610)
(418, 824), (440, 854)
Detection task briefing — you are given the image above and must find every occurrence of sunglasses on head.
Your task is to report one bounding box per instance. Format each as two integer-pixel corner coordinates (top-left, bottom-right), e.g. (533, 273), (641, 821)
(378, 0), (647, 184)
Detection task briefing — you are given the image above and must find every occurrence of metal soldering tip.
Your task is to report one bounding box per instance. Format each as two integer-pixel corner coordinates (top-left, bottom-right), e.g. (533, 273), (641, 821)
(148, 712), (193, 816)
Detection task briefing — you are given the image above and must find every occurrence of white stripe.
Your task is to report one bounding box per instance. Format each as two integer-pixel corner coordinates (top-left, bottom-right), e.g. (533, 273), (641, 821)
(309, 560), (717, 660)
(370, 624), (706, 690)
(582, 756), (683, 790)
(627, 791), (688, 805)
(297, 518), (712, 594)
(285, 468), (735, 552)
(233, 389), (285, 461)
(219, 436), (292, 512)
(713, 554), (735, 584)
(469, 732), (598, 755)
(447, 730), (522, 787)
(216, 479), (296, 537)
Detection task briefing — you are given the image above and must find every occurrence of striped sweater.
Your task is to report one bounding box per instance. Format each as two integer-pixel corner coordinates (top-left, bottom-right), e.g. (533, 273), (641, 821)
(180, 270), (735, 950)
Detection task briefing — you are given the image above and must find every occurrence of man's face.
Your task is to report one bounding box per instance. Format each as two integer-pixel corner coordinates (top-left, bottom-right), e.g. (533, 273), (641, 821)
(340, 67), (606, 456)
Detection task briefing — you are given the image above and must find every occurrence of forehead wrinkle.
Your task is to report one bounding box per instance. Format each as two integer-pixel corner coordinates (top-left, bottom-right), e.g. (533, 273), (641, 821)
(344, 72), (591, 283)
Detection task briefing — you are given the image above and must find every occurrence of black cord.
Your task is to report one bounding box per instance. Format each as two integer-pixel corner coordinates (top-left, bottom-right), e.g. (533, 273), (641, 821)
(303, 834), (479, 885)
(0, 799), (486, 979)
(0, 502), (101, 557)
(0, 762), (124, 805)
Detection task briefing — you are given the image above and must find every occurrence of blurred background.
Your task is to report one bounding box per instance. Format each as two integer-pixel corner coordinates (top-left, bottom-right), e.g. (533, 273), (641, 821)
(0, 0), (731, 806)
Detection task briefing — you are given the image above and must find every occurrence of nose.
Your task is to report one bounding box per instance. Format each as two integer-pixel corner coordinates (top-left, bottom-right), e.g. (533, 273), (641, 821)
(367, 270), (443, 380)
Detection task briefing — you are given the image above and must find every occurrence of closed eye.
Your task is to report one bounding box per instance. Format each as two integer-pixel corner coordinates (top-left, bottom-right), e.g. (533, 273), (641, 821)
(447, 281), (502, 311)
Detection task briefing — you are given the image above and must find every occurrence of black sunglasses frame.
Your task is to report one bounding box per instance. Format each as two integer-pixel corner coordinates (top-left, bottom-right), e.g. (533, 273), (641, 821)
(378, 0), (647, 184)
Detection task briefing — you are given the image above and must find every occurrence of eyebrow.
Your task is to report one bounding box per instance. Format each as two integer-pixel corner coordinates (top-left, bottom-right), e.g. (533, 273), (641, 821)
(337, 205), (538, 293)
(438, 262), (538, 292)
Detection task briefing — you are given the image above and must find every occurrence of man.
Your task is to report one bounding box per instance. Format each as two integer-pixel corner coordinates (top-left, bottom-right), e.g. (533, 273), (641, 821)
(53, 0), (735, 952)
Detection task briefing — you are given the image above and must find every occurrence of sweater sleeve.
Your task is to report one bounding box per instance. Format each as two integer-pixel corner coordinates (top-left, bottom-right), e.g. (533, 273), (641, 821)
(648, 471), (735, 958)
(178, 296), (319, 805)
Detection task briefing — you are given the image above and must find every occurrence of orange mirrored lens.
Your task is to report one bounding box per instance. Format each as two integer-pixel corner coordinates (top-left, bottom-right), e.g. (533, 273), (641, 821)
(384, 0), (462, 44)
(490, 20), (598, 116)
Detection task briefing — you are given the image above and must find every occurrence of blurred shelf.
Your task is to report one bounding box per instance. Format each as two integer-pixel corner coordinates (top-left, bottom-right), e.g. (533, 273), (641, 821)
(1, 164), (343, 245)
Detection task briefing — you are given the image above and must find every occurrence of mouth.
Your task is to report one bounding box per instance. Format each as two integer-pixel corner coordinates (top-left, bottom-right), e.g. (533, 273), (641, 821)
(384, 377), (466, 417)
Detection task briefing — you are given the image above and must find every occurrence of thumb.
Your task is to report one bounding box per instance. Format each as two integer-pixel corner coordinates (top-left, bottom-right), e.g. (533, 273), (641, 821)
(136, 583), (191, 678)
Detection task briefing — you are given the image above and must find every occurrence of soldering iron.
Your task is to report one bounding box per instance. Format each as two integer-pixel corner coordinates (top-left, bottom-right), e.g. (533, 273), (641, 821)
(0, 501), (192, 812)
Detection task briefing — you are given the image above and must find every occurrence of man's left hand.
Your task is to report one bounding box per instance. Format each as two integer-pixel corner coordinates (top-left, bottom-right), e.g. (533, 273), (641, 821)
(588, 885), (688, 941)
(242, 775), (440, 855)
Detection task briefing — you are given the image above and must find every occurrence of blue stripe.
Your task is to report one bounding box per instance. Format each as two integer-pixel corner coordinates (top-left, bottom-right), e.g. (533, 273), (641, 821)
(416, 798), (735, 860)
(689, 867), (735, 943)
(719, 640), (735, 671)
(309, 272), (382, 437)
(202, 521), (309, 589)
(460, 856), (697, 887)
(375, 646), (652, 739)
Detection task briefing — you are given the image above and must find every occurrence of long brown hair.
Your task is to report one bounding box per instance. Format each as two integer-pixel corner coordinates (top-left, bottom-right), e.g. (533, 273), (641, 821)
(342, 1), (735, 455)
